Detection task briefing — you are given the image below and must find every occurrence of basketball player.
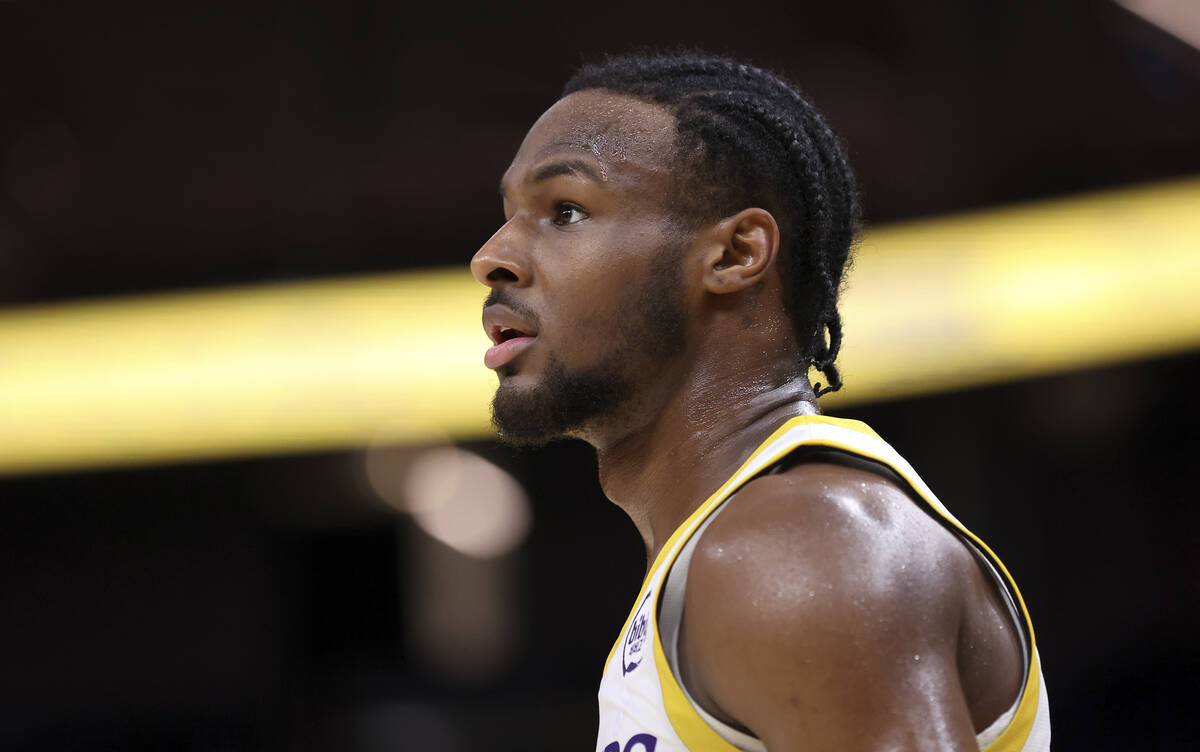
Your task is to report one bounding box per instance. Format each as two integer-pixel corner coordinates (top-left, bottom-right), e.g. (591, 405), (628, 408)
(471, 53), (1050, 751)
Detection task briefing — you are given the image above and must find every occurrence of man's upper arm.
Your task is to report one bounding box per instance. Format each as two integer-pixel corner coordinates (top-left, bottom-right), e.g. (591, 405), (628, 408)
(679, 466), (980, 751)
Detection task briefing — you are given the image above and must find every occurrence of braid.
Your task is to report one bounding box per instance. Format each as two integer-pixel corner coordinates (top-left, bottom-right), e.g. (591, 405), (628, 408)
(563, 52), (858, 396)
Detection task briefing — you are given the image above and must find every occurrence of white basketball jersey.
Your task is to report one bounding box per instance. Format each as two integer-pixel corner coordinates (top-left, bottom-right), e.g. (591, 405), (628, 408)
(595, 415), (1051, 752)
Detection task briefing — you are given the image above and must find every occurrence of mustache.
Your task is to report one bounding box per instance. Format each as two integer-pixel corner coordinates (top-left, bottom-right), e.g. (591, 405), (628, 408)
(484, 289), (541, 327)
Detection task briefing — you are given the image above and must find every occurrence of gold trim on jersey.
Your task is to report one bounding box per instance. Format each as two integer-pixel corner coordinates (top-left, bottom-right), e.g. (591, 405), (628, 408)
(602, 414), (1041, 751)
(602, 416), (871, 673)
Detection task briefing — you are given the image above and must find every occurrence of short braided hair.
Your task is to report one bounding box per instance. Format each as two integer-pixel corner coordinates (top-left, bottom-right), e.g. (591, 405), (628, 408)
(562, 52), (858, 395)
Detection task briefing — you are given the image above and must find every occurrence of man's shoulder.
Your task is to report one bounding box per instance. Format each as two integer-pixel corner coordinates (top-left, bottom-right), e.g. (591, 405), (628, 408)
(689, 458), (972, 605)
(681, 459), (975, 672)
(674, 459), (983, 748)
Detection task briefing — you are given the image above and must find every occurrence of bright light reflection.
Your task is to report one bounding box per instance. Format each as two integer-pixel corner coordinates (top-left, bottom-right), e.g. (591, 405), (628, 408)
(369, 446), (531, 559)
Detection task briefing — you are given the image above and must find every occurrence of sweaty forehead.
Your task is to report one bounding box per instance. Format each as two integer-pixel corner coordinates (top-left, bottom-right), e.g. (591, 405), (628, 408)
(510, 90), (679, 179)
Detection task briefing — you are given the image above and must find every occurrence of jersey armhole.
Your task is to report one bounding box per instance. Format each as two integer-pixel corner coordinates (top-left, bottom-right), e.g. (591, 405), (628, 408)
(657, 444), (1034, 752)
(659, 496), (766, 752)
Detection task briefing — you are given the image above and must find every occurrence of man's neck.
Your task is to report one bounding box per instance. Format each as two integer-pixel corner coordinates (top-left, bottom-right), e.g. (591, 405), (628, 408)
(592, 365), (818, 569)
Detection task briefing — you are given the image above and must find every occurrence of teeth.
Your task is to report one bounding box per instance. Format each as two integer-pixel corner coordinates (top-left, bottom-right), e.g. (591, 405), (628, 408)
(497, 326), (525, 343)
(493, 323), (535, 343)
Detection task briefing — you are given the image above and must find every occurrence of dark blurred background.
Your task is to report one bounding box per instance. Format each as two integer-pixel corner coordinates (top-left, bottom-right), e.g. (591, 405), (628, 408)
(1, 1), (1198, 750)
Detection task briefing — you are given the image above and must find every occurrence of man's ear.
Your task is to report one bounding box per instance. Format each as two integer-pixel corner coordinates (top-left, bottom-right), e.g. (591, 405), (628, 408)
(700, 208), (781, 295)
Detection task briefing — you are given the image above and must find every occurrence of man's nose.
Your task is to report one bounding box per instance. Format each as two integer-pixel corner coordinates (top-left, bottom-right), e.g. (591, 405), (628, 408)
(471, 221), (531, 288)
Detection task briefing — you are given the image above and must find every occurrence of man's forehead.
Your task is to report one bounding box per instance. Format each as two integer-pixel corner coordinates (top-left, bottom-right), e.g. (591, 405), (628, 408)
(510, 90), (678, 178)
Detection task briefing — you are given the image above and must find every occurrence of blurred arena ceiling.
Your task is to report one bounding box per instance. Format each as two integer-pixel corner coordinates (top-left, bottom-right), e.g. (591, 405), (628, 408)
(0, 0), (1198, 307)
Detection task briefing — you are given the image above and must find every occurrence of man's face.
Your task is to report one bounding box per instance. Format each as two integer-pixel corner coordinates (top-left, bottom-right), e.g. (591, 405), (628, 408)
(470, 90), (692, 446)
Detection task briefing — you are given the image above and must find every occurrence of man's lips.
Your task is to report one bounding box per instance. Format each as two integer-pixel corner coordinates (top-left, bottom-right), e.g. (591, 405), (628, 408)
(484, 335), (536, 369)
(482, 304), (539, 370)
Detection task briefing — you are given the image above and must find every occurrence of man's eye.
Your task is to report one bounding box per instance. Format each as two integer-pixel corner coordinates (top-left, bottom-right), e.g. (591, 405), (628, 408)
(551, 203), (587, 226)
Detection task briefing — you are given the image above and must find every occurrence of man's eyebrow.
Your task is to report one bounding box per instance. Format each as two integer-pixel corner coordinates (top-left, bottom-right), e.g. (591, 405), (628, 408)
(530, 159), (603, 184)
(500, 158), (604, 198)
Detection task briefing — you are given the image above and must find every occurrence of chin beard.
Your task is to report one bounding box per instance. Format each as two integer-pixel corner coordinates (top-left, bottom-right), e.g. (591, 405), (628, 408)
(491, 355), (631, 447)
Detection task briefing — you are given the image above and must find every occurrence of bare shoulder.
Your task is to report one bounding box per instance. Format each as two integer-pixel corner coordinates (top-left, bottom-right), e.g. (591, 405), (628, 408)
(679, 460), (983, 751)
(688, 460), (975, 627)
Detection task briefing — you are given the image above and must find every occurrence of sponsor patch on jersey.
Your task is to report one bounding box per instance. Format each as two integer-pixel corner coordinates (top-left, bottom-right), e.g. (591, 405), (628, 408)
(622, 592), (653, 676)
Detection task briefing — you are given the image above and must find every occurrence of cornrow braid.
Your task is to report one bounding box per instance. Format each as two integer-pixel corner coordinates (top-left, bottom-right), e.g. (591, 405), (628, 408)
(563, 51), (858, 396)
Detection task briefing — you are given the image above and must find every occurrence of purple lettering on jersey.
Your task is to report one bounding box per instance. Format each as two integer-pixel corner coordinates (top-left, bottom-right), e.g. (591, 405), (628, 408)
(622, 592), (654, 675)
(624, 733), (658, 751)
(603, 734), (658, 752)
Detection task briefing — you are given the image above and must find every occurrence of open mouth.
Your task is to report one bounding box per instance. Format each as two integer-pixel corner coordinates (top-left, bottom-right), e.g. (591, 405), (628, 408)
(491, 325), (536, 344)
(481, 304), (539, 369)
(485, 325), (537, 370)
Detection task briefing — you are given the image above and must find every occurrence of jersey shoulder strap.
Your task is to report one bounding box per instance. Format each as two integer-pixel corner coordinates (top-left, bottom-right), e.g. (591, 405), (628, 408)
(648, 414), (1050, 752)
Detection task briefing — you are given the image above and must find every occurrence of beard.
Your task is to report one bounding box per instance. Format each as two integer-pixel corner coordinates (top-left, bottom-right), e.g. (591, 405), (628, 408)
(490, 249), (687, 447)
(491, 354), (629, 447)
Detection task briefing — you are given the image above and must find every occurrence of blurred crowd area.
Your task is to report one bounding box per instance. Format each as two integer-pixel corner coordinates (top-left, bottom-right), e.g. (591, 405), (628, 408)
(1, 1), (1198, 750)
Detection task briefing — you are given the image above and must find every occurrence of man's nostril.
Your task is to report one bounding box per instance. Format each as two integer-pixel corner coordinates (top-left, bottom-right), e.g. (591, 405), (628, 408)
(487, 267), (519, 283)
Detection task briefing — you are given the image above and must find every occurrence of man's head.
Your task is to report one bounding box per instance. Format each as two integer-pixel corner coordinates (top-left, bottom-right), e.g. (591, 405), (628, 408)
(471, 51), (857, 446)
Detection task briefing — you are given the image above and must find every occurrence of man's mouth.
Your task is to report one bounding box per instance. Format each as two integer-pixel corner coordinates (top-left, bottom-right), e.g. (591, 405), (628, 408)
(484, 328), (536, 370)
(482, 306), (539, 370)
(492, 325), (532, 344)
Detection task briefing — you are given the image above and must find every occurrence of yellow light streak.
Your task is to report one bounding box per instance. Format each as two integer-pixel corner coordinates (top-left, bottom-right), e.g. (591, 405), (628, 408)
(1, 177), (1198, 475)
(833, 176), (1200, 403)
